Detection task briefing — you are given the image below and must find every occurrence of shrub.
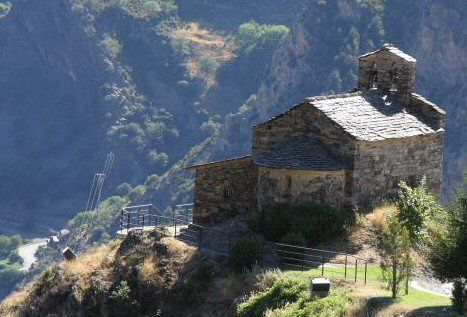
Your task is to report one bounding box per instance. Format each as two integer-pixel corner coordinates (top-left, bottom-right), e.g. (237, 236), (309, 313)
(291, 205), (354, 245)
(280, 232), (306, 247)
(237, 277), (306, 317)
(110, 280), (139, 315)
(250, 204), (354, 246)
(200, 56), (220, 76)
(253, 204), (292, 242)
(229, 237), (263, 272)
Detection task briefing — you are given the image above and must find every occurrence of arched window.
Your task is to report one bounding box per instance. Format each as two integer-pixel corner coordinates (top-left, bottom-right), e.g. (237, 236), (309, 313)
(389, 63), (399, 92)
(370, 62), (378, 89)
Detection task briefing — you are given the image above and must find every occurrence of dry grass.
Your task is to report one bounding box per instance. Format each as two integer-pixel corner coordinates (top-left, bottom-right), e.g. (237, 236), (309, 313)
(368, 203), (396, 233)
(170, 22), (235, 88)
(139, 253), (164, 284)
(0, 286), (31, 317)
(62, 241), (119, 291)
(161, 236), (195, 257)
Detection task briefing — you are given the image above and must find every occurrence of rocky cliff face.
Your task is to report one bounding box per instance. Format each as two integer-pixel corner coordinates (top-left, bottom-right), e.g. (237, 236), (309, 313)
(0, 0), (464, 222)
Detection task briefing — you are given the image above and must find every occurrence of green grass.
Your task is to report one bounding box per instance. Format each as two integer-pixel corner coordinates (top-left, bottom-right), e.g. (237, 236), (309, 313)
(398, 287), (450, 307)
(280, 264), (450, 310)
(0, 258), (22, 271)
(236, 275), (356, 317)
(283, 263), (382, 283)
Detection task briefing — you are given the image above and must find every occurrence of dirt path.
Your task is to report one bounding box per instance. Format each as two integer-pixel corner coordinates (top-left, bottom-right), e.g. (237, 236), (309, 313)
(410, 280), (453, 298)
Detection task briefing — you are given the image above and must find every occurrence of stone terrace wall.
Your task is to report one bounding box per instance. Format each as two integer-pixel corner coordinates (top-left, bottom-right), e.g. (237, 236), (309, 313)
(192, 158), (258, 224)
(350, 132), (444, 208)
(257, 167), (347, 209)
(253, 97), (357, 163)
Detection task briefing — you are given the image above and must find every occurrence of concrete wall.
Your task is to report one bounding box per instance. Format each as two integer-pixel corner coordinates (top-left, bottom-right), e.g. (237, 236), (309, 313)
(192, 158), (258, 224)
(257, 167), (347, 209)
(350, 132), (444, 208)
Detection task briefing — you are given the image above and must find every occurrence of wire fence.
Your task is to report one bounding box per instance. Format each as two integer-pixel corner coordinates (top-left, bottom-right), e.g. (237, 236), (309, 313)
(268, 242), (368, 285)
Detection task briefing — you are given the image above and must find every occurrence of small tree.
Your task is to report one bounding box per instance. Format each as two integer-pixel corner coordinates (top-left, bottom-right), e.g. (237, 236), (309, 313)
(427, 181), (467, 314)
(380, 213), (413, 298)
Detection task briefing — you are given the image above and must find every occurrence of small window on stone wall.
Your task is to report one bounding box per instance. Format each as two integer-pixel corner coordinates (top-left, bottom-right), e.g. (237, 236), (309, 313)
(285, 175), (292, 197)
(223, 185), (231, 199)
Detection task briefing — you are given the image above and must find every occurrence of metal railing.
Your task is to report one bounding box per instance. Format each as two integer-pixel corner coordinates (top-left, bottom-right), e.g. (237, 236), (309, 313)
(119, 203), (231, 254)
(269, 242), (368, 285)
(172, 203), (194, 223)
(118, 203), (368, 283)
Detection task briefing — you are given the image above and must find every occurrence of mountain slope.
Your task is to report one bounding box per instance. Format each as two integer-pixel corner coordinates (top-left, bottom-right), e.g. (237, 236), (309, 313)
(0, 0), (465, 224)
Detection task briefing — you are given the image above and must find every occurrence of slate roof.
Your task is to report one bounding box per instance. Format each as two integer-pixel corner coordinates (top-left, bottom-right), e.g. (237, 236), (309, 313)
(308, 91), (439, 141)
(253, 135), (350, 170)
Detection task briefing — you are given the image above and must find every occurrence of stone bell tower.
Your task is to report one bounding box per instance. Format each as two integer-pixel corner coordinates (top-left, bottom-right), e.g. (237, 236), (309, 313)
(358, 44), (417, 103)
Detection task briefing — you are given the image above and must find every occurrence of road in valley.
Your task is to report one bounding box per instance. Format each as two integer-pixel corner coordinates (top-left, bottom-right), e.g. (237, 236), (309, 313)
(17, 239), (48, 271)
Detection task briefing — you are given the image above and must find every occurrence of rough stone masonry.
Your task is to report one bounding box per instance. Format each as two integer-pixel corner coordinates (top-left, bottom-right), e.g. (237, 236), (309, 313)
(188, 44), (445, 223)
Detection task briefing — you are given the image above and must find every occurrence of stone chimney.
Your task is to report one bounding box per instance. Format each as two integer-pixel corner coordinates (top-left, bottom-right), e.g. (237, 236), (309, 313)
(358, 44), (417, 103)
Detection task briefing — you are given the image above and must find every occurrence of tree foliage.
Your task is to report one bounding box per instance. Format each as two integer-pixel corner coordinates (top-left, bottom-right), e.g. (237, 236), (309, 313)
(0, 235), (23, 259)
(68, 196), (129, 247)
(236, 21), (289, 55)
(396, 178), (442, 243)
(379, 213), (413, 298)
(427, 180), (467, 313)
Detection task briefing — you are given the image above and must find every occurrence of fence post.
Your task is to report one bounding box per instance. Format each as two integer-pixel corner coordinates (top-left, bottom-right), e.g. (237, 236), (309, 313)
(354, 259), (358, 282)
(127, 213), (130, 232)
(344, 254), (348, 278)
(174, 219), (177, 237)
(198, 228), (202, 247)
(321, 253), (325, 276)
(364, 261), (368, 285)
(142, 214), (145, 231)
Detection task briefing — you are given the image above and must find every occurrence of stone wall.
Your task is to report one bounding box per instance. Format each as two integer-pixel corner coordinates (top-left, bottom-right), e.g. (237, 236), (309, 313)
(257, 167), (347, 209)
(191, 157), (258, 224)
(350, 132), (444, 208)
(252, 98), (357, 163)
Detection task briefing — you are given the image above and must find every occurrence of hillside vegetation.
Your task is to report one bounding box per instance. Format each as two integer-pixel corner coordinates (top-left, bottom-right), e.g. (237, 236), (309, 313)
(0, 0), (465, 225)
(0, 219), (453, 317)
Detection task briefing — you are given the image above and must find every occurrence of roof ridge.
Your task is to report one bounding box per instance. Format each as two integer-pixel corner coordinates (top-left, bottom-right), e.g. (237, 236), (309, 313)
(254, 91), (362, 127)
(306, 91), (362, 103)
(186, 155), (251, 169)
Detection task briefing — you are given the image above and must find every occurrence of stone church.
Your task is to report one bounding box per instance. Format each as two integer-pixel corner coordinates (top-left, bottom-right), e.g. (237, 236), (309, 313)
(188, 45), (445, 223)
